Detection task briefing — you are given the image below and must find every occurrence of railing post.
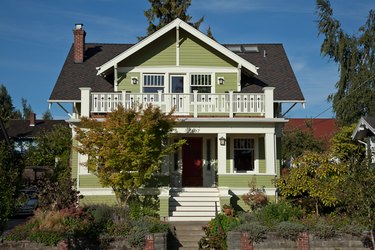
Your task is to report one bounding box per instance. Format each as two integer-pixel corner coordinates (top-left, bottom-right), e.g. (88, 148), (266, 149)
(79, 87), (91, 118)
(122, 91), (126, 109)
(229, 91), (234, 118)
(262, 87), (275, 118)
(193, 90), (198, 118)
(158, 90), (163, 112)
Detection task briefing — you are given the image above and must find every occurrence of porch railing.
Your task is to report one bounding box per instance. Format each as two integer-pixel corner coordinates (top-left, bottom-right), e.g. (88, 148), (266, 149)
(80, 87), (274, 118)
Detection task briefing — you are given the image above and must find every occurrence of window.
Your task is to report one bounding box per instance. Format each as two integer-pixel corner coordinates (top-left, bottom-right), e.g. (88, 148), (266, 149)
(143, 74), (164, 93)
(234, 138), (254, 172)
(190, 74), (212, 93)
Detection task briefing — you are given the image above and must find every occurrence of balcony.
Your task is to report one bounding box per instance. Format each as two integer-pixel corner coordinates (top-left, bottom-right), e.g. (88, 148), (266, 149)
(80, 87), (275, 118)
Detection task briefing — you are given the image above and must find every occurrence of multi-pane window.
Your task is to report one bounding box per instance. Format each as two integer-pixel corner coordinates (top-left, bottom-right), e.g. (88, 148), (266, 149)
(143, 74), (165, 93)
(190, 74), (212, 93)
(234, 138), (254, 172)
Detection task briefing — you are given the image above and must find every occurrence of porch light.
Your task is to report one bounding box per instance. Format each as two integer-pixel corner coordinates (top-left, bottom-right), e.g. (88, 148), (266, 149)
(219, 136), (226, 146)
(131, 77), (138, 85)
(218, 77), (225, 85)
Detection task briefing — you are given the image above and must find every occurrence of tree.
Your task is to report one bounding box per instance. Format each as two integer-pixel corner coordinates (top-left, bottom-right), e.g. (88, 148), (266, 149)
(21, 97), (33, 120)
(282, 127), (325, 163)
(0, 84), (21, 122)
(75, 105), (185, 206)
(143, 0), (204, 37)
(0, 141), (22, 232)
(42, 110), (53, 120)
(277, 151), (346, 216)
(316, 0), (375, 125)
(331, 124), (365, 162)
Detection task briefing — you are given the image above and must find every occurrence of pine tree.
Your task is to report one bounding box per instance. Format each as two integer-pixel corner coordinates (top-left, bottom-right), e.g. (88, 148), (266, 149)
(142, 0), (204, 37)
(316, 0), (375, 125)
(42, 110), (53, 120)
(0, 84), (21, 122)
(21, 98), (33, 120)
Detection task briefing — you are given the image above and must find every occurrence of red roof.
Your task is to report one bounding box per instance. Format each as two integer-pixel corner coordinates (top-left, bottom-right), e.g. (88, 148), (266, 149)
(284, 118), (339, 142)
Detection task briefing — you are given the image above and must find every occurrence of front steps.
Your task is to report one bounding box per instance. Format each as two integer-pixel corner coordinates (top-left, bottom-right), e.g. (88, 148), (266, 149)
(169, 188), (220, 222)
(170, 222), (207, 249)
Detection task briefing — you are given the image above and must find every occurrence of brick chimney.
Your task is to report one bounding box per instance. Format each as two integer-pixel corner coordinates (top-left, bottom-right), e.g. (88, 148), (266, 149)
(29, 112), (36, 127)
(73, 24), (86, 63)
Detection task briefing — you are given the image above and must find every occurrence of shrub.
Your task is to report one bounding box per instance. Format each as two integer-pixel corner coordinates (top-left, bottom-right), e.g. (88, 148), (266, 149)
(242, 179), (269, 212)
(275, 221), (306, 241)
(198, 214), (241, 250)
(233, 222), (268, 243)
(313, 221), (335, 239)
(255, 201), (303, 227)
(28, 230), (64, 246)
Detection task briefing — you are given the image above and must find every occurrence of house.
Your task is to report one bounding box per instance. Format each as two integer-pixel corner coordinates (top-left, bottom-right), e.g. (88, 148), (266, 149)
(352, 116), (375, 165)
(49, 19), (304, 221)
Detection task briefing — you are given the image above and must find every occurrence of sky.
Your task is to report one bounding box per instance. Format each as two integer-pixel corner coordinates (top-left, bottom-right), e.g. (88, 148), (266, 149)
(0, 0), (373, 120)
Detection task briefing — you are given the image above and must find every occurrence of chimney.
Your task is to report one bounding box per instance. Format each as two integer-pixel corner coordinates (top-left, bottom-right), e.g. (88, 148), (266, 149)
(73, 24), (86, 63)
(29, 112), (36, 127)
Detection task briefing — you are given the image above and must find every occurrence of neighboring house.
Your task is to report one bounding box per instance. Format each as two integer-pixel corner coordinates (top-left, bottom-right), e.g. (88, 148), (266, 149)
(352, 116), (375, 165)
(284, 118), (339, 147)
(49, 19), (304, 221)
(5, 113), (67, 153)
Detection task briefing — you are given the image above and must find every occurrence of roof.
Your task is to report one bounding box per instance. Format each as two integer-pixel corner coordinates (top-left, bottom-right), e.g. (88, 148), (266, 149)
(284, 118), (339, 142)
(97, 18), (258, 76)
(5, 120), (68, 139)
(352, 116), (375, 140)
(50, 43), (304, 102)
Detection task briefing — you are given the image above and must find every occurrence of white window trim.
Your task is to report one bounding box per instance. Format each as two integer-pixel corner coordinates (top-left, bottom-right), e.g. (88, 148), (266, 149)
(189, 73), (215, 93)
(140, 73), (167, 93)
(230, 136), (259, 174)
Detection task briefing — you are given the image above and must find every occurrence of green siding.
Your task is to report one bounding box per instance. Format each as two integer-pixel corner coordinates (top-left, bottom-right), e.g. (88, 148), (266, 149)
(118, 72), (140, 92)
(79, 175), (103, 188)
(216, 73), (237, 93)
(159, 197), (169, 218)
(180, 30), (236, 67)
(226, 137), (231, 173)
(276, 137), (282, 177)
(72, 139), (78, 178)
(220, 196), (231, 209)
(258, 137), (266, 173)
(119, 30), (176, 67)
(218, 175), (276, 188)
(80, 195), (117, 206)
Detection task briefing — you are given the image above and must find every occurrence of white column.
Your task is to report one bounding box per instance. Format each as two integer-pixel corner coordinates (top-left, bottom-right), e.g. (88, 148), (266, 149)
(80, 87), (91, 118)
(263, 87), (275, 118)
(217, 133), (227, 174)
(265, 132), (276, 175)
(114, 64), (118, 92)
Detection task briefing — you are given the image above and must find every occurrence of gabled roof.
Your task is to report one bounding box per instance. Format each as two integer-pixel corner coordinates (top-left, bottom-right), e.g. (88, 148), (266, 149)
(352, 116), (375, 140)
(6, 120), (68, 139)
(284, 118), (339, 143)
(96, 18), (258, 76)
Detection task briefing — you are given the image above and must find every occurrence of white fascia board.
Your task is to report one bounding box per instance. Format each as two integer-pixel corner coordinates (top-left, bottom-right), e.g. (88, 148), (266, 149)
(48, 99), (81, 103)
(97, 19), (182, 75)
(118, 66), (238, 73)
(274, 100), (305, 103)
(178, 21), (258, 75)
(177, 117), (288, 123)
(352, 117), (375, 139)
(97, 18), (258, 76)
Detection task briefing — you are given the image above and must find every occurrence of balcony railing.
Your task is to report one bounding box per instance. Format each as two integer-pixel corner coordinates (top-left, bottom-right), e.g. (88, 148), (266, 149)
(91, 91), (265, 118)
(79, 87), (275, 118)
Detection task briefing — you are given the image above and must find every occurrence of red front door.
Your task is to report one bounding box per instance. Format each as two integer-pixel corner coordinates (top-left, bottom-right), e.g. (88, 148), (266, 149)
(182, 137), (203, 187)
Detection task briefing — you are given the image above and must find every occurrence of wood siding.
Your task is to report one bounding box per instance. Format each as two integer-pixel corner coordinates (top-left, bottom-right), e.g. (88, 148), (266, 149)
(216, 73), (238, 93)
(218, 175), (276, 188)
(258, 137), (266, 173)
(118, 72), (140, 92)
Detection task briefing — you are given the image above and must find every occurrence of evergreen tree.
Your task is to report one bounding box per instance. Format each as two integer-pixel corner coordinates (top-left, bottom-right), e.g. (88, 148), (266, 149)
(42, 110), (53, 120)
(0, 84), (21, 122)
(142, 0), (204, 37)
(316, 0), (375, 125)
(21, 97), (33, 120)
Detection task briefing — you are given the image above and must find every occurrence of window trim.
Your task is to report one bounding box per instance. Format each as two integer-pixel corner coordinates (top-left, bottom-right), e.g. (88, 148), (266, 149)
(141, 73), (166, 93)
(230, 136), (259, 174)
(189, 73), (214, 93)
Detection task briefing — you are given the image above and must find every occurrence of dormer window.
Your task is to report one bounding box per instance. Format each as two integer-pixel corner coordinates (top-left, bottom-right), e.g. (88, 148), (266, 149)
(143, 74), (165, 93)
(190, 74), (212, 93)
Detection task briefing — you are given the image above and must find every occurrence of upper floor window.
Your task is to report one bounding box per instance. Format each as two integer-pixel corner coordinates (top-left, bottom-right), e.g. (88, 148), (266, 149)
(143, 74), (164, 93)
(190, 74), (212, 93)
(234, 138), (254, 172)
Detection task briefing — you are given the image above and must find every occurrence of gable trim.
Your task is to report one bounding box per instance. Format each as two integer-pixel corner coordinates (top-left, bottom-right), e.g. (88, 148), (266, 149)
(96, 18), (258, 76)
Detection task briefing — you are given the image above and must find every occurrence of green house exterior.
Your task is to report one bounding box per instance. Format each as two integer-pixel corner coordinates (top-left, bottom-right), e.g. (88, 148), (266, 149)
(49, 19), (304, 220)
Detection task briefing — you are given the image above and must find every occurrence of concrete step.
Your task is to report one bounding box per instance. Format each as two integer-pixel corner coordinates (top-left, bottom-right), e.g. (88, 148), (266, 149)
(171, 222), (207, 249)
(170, 192), (220, 197)
(170, 211), (216, 217)
(171, 196), (220, 202)
(171, 206), (216, 211)
(169, 216), (213, 222)
(169, 201), (219, 207)
(171, 187), (219, 193)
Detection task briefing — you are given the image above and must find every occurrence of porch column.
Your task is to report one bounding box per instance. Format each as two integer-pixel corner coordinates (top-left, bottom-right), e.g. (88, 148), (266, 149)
(80, 87), (91, 118)
(265, 132), (276, 175)
(217, 133), (227, 174)
(263, 87), (275, 118)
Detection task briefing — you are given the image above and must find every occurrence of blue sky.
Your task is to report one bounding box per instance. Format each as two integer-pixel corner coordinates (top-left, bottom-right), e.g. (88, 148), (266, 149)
(0, 0), (373, 119)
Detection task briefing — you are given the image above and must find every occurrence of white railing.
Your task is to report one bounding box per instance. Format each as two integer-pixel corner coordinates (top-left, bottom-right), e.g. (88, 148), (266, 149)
(90, 91), (266, 118)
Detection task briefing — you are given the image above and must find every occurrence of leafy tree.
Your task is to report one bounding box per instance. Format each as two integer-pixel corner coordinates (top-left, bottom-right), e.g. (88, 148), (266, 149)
(0, 84), (21, 122)
(331, 124), (365, 162)
(143, 0), (204, 37)
(316, 0), (375, 125)
(282, 127), (325, 162)
(42, 110), (53, 120)
(277, 151), (346, 216)
(21, 97), (33, 120)
(0, 141), (22, 232)
(75, 105), (185, 206)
